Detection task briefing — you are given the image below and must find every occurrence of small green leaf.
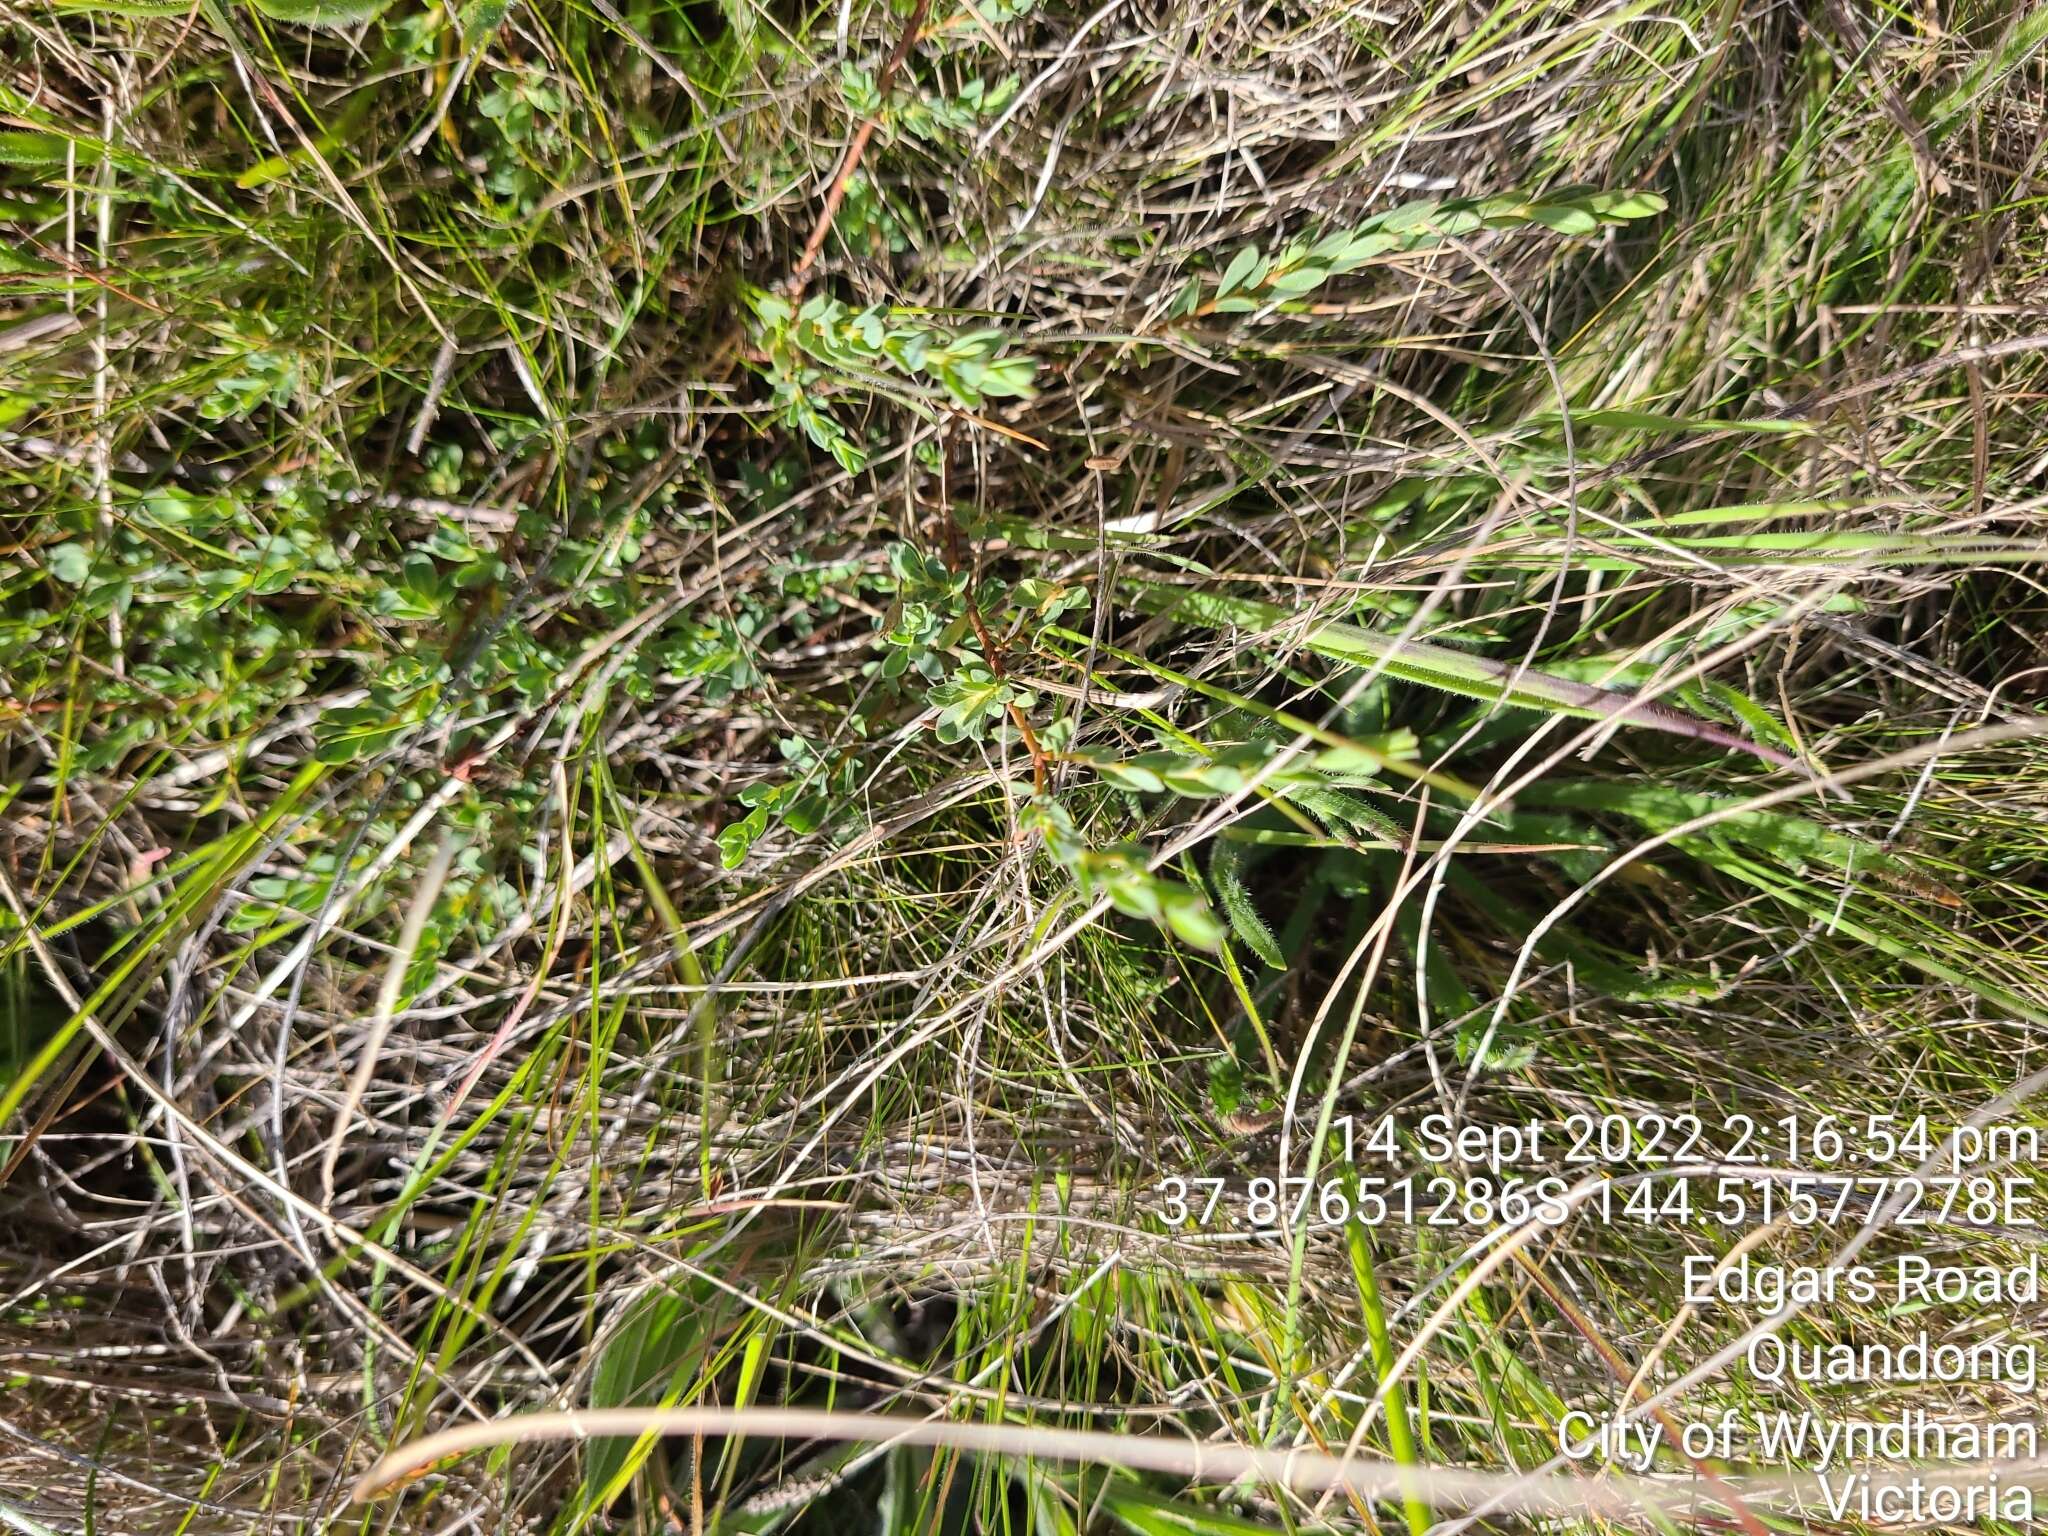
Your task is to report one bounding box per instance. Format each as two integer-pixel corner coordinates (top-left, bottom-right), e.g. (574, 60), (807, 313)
(312, 706), (412, 765)
(929, 666), (1014, 743)
(1587, 189), (1667, 220)
(1158, 758), (1247, 797)
(1216, 864), (1283, 968)
(1160, 885), (1226, 950)
(457, 0), (508, 44)
(1530, 204), (1601, 235)
(977, 354), (1039, 399)
(779, 792), (830, 834)
(244, 0), (387, 24)
(1378, 199), (1440, 233)
(1089, 754), (1167, 794)
(44, 542), (93, 585)
(1217, 245), (1261, 297)
(1328, 231), (1396, 272)
(1268, 265), (1328, 295)
(718, 805), (771, 868)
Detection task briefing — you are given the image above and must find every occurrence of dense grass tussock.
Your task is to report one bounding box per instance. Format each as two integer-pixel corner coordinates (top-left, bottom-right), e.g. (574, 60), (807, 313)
(5, 0), (2048, 1530)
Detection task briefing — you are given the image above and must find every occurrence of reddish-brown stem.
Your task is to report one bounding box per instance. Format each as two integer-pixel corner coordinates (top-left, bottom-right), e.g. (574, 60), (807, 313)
(785, 0), (934, 294)
(938, 477), (1048, 796)
(1005, 699), (1049, 797)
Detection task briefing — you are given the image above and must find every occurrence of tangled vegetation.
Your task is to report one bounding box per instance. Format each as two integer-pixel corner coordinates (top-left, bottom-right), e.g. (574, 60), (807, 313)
(4, 0), (2048, 1530)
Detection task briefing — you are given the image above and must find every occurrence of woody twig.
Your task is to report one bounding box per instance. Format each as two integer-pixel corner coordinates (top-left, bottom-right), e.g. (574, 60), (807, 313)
(785, 0), (935, 296)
